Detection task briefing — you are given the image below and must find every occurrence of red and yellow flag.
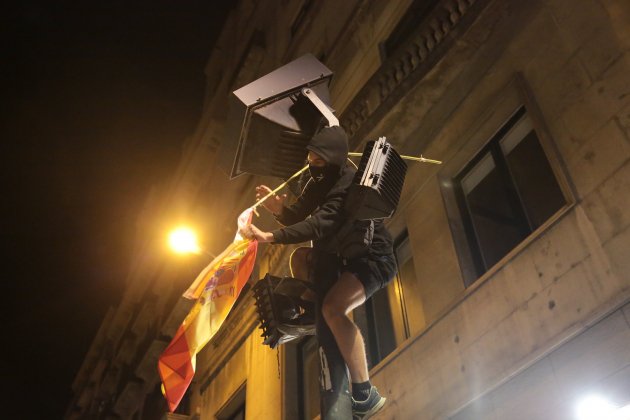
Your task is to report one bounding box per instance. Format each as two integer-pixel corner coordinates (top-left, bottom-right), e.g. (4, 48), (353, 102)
(158, 208), (258, 412)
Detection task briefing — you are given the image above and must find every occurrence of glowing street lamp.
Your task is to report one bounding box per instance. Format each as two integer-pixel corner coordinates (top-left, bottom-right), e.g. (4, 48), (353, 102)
(168, 227), (201, 255)
(576, 395), (630, 420)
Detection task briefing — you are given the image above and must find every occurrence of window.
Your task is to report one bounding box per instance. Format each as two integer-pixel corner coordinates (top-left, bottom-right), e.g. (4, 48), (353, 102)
(216, 383), (246, 420)
(354, 231), (433, 352)
(354, 234), (417, 366)
(224, 405), (245, 420)
(452, 106), (568, 285)
(353, 287), (397, 368)
(393, 232), (425, 337)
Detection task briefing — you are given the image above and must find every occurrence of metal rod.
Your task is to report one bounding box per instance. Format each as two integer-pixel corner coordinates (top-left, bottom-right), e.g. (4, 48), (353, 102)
(347, 151), (442, 164)
(251, 165), (309, 210)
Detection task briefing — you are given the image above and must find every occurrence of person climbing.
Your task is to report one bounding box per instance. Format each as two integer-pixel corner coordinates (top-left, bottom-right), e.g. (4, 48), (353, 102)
(241, 125), (397, 419)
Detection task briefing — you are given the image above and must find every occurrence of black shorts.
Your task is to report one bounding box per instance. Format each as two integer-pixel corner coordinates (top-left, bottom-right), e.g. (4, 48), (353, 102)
(311, 250), (397, 299)
(342, 253), (397, 299)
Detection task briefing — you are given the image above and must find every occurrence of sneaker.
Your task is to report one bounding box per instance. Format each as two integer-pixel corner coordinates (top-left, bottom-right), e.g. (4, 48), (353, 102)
(352, 386), (386, 419)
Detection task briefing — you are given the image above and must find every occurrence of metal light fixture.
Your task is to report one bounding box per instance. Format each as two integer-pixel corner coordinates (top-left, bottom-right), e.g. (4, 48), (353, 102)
(220, 53), (335, 179)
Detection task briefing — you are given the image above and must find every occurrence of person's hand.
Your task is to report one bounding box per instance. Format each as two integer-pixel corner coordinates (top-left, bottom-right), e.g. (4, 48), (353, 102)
(256, 185), (286, 216)
(239, 223), (274, 243)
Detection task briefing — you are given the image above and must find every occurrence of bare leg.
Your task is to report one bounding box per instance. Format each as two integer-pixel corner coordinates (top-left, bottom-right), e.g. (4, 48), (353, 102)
(321, 272), (369, 383)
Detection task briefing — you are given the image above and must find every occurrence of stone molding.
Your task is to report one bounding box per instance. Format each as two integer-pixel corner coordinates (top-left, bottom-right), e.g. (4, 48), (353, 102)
(340, 0), (487, 146)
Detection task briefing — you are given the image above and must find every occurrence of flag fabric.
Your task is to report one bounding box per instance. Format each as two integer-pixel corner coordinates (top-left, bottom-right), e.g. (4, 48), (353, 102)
(158, 208), (258, 412)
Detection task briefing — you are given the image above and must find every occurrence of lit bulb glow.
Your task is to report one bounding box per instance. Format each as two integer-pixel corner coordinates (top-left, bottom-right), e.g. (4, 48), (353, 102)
(577, 395), (618, 420)
(617, 406), (630, 420)
(168, 227), (201, 254)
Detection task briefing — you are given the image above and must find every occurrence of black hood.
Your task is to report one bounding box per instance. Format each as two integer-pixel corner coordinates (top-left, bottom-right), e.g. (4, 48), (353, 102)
(306, 126), (348, 167)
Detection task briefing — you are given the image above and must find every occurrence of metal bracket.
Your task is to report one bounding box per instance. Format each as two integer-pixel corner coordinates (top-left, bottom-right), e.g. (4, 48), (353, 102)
(301, 87), (339, 127)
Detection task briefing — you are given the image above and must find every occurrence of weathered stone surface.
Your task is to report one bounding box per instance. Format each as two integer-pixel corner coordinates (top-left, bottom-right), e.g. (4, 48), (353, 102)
(113, 380), (145, 417)
(371, 236), (624, 418)
(506, 6), (566, 70)
(603, 224), (630, 288)
(582, 160), (630, 243)
(135, 340), (168, 383)
(566, 119), (630, 197)
(516, 6), (594, 120)
(532, 55), (592, 122)
(546, 115), (585, 163)
(456, 269), (516, 349)
(624, 302), (630, 328)
(452, 306), (630, 419)
(577, 25), (625, 80)
(617, 100), (630, 140)
(596, 364), (630, 405)
(527, 211), (590, 289)
(451, 396), (498, 420)
(599, 0), (630, 50)
(561, 53), (630, 141)
(489, 358), (561, 420)
(550, 310), (630, 400)
(546, 0), (611, 52)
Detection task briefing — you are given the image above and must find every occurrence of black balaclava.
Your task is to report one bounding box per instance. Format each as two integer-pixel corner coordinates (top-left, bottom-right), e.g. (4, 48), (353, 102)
(306, 126), (348, 182)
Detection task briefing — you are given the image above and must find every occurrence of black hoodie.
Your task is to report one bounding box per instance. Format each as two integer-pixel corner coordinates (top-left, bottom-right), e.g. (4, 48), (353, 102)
(271, 126), (393, 257)
(306, 125), (348, 167)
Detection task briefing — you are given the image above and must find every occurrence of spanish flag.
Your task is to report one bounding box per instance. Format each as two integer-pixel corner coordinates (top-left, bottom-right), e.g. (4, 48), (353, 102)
(158, 208), (258, 412)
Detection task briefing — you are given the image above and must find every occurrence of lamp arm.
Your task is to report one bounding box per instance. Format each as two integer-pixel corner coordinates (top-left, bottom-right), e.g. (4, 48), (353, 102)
(301, 87), (339, 127)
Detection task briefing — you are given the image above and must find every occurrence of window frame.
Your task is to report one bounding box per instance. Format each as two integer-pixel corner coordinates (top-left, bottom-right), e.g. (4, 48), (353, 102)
(215, 381), (246, 420)
(438, 73), (576, 287)
(392, 231), (413, 340)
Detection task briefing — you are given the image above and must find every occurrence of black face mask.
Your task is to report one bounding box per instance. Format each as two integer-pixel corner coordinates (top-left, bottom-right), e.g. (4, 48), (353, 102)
(308, 164), (340, 182)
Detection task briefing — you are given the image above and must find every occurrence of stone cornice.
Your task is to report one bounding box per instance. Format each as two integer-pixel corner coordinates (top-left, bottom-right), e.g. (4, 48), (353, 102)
(340, 0), (488, 148)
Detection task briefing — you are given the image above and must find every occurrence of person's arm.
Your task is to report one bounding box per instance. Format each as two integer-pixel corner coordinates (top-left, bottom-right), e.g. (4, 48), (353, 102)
(254, 182), (316, 226)
(240, 224), (274, 242)
(271, 181), (347, 244)
(275, 180), (319, 226)
(240, 180), (321, 243)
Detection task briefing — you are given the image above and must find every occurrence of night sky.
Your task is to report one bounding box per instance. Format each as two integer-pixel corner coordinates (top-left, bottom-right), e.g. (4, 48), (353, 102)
(2, 2), (231, 417)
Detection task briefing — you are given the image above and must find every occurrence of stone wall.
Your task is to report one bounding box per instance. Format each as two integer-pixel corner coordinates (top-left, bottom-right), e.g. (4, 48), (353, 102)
(451, 303), (630, 419)
(363, 0), (630, 418)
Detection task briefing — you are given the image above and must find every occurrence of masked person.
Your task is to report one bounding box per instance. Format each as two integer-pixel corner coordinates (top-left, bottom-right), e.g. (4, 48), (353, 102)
(241, 126), (396, 419)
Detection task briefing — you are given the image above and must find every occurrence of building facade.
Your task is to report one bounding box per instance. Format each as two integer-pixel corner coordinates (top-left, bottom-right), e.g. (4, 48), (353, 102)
(67, 0), (630, 418)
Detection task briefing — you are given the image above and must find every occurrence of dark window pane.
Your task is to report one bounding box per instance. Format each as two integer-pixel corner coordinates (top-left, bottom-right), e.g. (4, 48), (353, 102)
(217, 385), (246, 420)
(226, 405), (245, 420)
(454, 107), (567, 282)
(354, 285), (398, 368)
(365, 287), (397, 363)
(504, 130), (565, 229)
(461, 153), (527, 269)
